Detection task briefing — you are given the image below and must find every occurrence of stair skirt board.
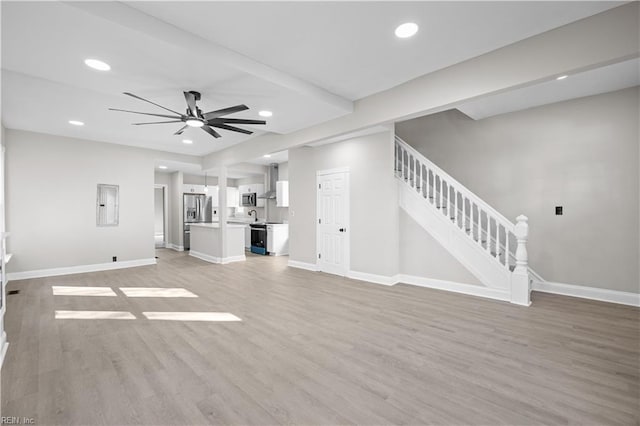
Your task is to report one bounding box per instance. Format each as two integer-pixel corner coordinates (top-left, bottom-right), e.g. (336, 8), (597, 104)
(6, 258), (157, 281)
(398, 181), (511, 291)
(533, 281), (640, 307)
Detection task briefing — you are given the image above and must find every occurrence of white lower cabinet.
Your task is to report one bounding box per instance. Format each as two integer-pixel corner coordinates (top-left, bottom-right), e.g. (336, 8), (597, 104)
(267, 224), (289, 255)
(244, 225), (251, 249)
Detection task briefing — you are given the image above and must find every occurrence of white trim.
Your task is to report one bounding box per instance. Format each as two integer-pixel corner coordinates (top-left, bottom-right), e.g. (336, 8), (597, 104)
(6, 258), (157, 281)
(0, 333), (8, 370)
(398, 274), (511, 302)
(154, 184), (169, 249)
(347, 270), (398, 286)
(189, 251), (246, 265)
(533, 281), (640, 307)
(316, 167), (350, 176)
(168, 244), (184, 252)
(287, 260), (319, 272)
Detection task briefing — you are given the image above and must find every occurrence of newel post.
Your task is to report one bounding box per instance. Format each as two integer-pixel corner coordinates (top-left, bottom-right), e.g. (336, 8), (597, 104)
(511, 215), (531, 306)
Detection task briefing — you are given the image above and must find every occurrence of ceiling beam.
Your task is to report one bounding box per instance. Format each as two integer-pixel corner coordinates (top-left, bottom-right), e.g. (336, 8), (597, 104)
(202, 2), (639, 168)
(65, 1), (353, 114)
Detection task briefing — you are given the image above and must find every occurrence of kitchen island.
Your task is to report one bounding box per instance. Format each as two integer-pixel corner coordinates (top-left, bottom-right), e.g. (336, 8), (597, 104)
(189, 223), (246, 264)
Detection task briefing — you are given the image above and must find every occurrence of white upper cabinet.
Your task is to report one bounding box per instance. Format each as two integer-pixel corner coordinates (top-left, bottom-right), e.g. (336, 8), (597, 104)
(210, 186), (240, 208)
(227, 187), (240, 208)
(239, 183), (265, 207)
(183, 184), (207, 194)
(276, 181), (289, 207)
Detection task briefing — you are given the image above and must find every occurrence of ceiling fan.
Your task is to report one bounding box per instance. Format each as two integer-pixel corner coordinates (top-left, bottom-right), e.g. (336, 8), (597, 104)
(109, 91), (266, 139)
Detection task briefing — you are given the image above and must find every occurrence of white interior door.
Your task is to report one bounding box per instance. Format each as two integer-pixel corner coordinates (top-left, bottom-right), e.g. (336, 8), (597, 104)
(317, 170), (349, 276)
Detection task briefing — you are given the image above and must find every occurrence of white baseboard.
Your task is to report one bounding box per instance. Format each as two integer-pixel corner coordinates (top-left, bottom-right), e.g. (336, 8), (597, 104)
(189, 251), (246, 265)
(533, 281), (640, 307)
(287, 260), (319, 272)
(347, 270), (398, 286)
(6, 258), (157, 281)
(398, 274), (511, 302)
(167, 244), (184, 252)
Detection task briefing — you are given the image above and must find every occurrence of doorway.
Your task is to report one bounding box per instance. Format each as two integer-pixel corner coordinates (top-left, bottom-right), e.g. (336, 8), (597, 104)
(154, 185), (168, 248)
(316, 168), (350, 276)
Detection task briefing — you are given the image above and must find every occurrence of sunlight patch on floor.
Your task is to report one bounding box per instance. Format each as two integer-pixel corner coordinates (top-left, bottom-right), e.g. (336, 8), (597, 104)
(142, 312), (242, 322)
(119, 287), (198, 298)
(55, 310), (136, 320)
(52, 286), (117, 297)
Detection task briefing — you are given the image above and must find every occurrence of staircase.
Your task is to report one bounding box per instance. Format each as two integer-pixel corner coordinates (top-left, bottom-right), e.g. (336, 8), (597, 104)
(395, 136), (538, 306)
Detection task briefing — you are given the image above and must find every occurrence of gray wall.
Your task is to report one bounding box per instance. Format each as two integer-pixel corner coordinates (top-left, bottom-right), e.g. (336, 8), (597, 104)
(399, 210), (482, 285)
(5, 129), (156, 272)
(396, 87), (640, 293)
(289, 131), (399, 277)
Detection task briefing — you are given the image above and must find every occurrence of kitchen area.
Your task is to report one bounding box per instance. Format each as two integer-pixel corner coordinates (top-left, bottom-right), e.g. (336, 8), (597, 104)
(157, 160), (290, 264)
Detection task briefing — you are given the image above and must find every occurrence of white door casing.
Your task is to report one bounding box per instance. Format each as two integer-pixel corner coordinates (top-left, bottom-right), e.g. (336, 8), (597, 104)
(317, 168), (350, 276)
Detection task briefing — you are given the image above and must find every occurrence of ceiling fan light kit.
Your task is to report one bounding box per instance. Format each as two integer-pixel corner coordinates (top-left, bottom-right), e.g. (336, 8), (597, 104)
(109, 91), (266, 139)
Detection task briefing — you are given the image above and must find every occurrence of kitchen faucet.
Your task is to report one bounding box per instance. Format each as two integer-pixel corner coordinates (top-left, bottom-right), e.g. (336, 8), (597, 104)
(248, 209), (258, 222)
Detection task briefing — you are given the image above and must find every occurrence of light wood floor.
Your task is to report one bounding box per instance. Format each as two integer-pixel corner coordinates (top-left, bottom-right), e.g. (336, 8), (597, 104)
(2, 249), (639, 425)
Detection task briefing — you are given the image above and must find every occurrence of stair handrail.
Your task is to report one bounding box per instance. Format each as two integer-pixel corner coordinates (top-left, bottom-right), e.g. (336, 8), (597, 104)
(395, 136), (515, 233)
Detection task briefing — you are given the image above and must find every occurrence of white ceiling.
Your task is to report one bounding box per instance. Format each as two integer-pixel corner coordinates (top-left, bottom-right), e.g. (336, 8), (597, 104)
(1, 1), (626, 160)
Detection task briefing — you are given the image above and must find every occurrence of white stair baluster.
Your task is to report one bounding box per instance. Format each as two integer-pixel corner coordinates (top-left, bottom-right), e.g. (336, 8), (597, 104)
(495, 221), (500, 261)
(415, 158), (421, 192)
(485, 214), (491, 253)
(505, 230), (510, 270)
(438, 176), (443, 211)
(462, 196), (466, 233)
(454, 188), (458, 226)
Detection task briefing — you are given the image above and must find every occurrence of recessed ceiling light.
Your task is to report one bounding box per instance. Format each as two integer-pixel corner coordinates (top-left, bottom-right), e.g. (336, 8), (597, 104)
(258, 110), (273, 117)
(263, 154), (271, 158)
(68, 120), (84, 126)
(556, 75), (568, 80)
(158, 165), (168, 169)
(182, 139), (193, 144)
(84, 58), (111, 71)
(395, 22), (419, 39)
(185, 118), (204, 128)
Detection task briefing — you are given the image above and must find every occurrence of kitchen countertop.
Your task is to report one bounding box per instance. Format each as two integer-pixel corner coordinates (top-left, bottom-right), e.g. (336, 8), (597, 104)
(189, 223), (246, 229)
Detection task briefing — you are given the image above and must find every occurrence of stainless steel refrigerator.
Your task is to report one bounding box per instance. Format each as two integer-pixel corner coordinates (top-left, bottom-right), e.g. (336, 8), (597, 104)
(183, 193), (212, 250)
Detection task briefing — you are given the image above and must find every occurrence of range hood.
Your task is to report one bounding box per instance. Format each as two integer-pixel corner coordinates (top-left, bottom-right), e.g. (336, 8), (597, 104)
(257, 163), (278, 199)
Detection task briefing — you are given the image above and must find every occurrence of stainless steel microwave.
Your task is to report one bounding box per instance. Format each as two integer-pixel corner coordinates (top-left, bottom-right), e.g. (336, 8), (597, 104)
(241, 192), (256, 207)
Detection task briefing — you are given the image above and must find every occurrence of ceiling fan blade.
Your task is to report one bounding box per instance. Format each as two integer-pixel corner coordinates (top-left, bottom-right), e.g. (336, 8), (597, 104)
(203, 105), (249, 120)
(174, 125), (189, 135)
(209, 118), (266, 125)
(123, 92), (183, 116)
(209, 123), (253, 135)
(109, 108), (183, 120)
(184, 91), (197, 116)
(201, 125), (221, 138)
(132, 120), (184, 125)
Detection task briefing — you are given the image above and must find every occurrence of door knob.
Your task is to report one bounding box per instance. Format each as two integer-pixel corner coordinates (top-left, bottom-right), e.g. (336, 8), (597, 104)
(339, 228), (346, 232)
